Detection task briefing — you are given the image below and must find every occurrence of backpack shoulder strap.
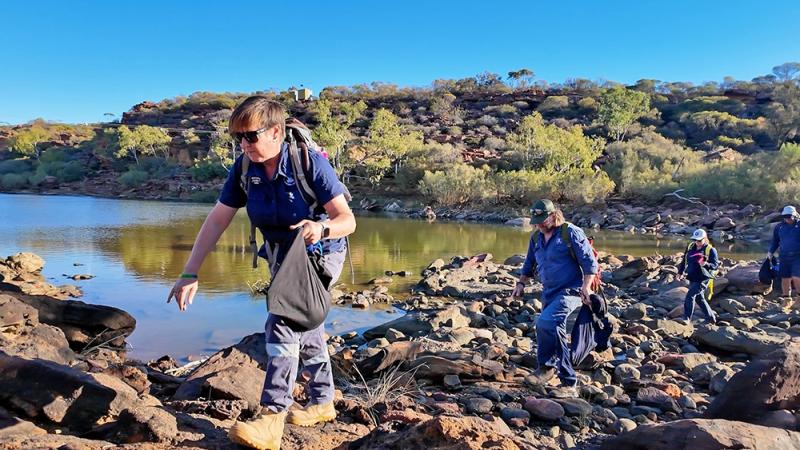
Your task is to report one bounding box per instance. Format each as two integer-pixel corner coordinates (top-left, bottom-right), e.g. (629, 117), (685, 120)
(562, 223), (577, 263)
(236, 155), (259, 269)
(239, 155), (251, 194)
(287, 139), (319, 213)
(285, 120), (319, 213)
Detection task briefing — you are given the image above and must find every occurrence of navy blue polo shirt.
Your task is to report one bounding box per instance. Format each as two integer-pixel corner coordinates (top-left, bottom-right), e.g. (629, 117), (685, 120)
(770, 221), (800, 256)
(520, 223), (599, 305)
(218, 144), (348, 262)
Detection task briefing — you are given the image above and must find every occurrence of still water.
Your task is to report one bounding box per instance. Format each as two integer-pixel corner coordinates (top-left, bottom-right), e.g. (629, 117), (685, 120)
(0, 194), (764, 362)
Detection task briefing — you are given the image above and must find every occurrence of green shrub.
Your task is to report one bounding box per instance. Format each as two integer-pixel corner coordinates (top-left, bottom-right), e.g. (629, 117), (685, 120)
(536, 95), (570, 113)
(58, 161), (88, 182)
(577, 97), (598, 112)
(0, 159), (33, 175)
(395, 143), (462, 189)
(138, 157), (176, 179)
(681, 145), (800, 206)
(680, 111), (765, 144)
(118, 169), (150, 187)
(447, 126), (463, 136)
(482, 136), (505, 151)
(28, 171), (47, 186)
(560, 168), (615, 204)
(477, 115), (499, 126)
(605, 131), (703, 200)
(39, 148), (67, 164)
(776, 179), (800, 206)
(484, 104), (518, 117)
(189, 158), (228, 182)
(418, 164), (490, 207)
(36, 160), (88, 182)
(1, 173), (30, 189)
(491, 170), (559, 206)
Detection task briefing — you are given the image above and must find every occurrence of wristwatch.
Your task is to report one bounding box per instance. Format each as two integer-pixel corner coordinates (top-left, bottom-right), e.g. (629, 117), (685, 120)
(319, 221), (330, 239)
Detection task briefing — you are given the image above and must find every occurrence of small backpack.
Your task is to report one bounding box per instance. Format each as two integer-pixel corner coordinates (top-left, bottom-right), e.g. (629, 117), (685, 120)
(237, 118), (354, 278)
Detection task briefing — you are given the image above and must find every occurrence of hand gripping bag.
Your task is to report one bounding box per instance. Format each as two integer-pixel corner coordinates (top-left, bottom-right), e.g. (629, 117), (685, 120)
(266, 230), (333, 330)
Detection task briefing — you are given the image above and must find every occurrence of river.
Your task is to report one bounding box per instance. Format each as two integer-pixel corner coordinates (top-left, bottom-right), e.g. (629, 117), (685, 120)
(0, 193), (764, 362)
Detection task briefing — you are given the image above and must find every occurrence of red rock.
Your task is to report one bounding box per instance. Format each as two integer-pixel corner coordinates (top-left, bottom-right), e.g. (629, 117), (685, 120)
(600, 418), (800, 450)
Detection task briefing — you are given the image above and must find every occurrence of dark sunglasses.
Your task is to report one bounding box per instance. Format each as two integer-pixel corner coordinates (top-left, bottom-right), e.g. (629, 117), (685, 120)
(230, 127), (269, 144)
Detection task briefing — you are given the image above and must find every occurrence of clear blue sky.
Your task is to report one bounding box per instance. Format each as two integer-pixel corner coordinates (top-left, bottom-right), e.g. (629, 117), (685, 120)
(2, 0), (799, 125)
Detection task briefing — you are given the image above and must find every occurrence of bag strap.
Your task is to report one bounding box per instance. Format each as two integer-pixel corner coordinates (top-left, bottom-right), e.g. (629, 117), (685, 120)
(561, 223), (577, 263)
(238, 156), (260, 269)
(287, 135), (319, 214)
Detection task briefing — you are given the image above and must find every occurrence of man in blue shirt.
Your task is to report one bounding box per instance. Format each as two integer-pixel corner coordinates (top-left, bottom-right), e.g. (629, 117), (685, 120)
(512, 199), (599, 394)
(768, 205), (800, 311)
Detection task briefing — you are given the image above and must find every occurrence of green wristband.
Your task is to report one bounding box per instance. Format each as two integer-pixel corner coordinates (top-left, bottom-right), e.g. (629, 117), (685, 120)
(180, 273), (198, 279)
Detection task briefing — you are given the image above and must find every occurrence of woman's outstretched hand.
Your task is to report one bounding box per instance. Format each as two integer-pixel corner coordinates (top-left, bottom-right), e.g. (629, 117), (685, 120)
(168, 278), (198, 311)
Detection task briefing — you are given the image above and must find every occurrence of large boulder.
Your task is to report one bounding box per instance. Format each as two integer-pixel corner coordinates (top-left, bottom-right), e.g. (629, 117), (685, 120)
(648, 287), (688, 310)
(88, 406), (179, 444)
(363, 313), (432, 341)
(692, 325), (789, 356)
(0, 294), (76, 364)
(4, 253), (44, 274)
(0, 352), (117, 432)
(429, 305), (471, 329)
(599, 419), (800, 450)
(706, 341), (800, 426)
(173, 332), (267, 408)
(611, 257), (659, 285)
(726, 263), (772, 294)
(13, 294), (136, 351)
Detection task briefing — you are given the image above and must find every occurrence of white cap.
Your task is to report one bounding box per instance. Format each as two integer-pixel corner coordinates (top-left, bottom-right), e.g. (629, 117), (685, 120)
(782, 205), (797, 217)
(691, 228), (707, 240)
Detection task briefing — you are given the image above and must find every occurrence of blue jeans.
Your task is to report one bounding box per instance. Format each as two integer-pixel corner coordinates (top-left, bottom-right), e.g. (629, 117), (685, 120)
(536, 292), (582, 386)
(261, 249), (346, 412)
(684, 280), (715, 322)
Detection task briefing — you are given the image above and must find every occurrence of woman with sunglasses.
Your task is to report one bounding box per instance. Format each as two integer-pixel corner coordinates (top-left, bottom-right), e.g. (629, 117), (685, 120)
(167, 95), (356, 450)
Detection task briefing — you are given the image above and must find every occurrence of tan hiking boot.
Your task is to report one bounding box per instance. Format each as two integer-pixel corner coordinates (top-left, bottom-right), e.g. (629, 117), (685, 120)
(228, 411), (287, 450)
(525, 366), (557, 386)
(779, 296), (794, 312)
(287, 402), (337, 427)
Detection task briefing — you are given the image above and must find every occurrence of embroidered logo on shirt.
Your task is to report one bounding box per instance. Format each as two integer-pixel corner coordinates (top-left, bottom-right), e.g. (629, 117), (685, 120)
(288, 192), (295, 201)
(250, 177), (261, 185)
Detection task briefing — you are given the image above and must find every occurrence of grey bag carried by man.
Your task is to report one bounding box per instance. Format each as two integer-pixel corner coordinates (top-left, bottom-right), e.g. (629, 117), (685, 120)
(266, 230), (333, 331)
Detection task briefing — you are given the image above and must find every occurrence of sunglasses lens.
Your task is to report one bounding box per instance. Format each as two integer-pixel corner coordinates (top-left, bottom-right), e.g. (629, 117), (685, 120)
(244, 132), (258, 143)
(230, 132), (257, 143)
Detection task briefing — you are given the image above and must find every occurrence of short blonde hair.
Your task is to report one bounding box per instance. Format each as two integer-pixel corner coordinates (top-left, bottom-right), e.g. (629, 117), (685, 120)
(229, 96), (286, 138)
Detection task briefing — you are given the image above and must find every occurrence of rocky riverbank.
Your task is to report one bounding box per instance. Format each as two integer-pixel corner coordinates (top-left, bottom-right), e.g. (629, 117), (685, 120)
(1, 250), (799, 449)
